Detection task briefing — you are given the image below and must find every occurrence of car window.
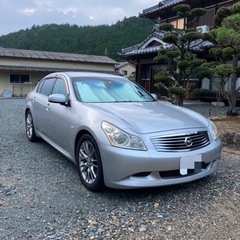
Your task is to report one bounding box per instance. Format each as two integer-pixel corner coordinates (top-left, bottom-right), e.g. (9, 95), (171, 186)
(52, 78), (67, 96)
(39, 78), (56, 96)
(36, 79), (45, 93)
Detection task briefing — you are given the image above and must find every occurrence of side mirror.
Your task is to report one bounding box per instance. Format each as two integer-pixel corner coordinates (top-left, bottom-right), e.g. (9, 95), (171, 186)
(48, 94), (67, 104)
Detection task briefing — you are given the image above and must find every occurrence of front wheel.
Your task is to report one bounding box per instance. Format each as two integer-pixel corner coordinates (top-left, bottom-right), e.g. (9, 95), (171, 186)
(25, 111), (38, 142)
(76, 134), (104, 191)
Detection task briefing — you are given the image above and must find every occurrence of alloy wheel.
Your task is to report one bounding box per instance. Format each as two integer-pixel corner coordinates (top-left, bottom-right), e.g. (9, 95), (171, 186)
(79, 140), (98, 184)
(26, 113), (33, 139)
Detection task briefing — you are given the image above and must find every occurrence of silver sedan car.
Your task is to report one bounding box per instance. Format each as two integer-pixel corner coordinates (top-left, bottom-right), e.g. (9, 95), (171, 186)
(25, 72), (222, 191)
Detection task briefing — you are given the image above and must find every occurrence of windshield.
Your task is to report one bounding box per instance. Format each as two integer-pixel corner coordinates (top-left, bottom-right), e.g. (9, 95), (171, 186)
(72, 77), (155, 103)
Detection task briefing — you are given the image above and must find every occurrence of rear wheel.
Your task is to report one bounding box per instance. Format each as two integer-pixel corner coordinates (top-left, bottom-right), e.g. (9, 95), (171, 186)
(76, 134), (104, 191)
(25, 111), (38, 142)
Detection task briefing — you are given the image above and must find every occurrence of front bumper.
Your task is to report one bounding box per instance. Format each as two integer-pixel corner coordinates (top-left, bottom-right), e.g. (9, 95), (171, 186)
(100, 139), (222, 189)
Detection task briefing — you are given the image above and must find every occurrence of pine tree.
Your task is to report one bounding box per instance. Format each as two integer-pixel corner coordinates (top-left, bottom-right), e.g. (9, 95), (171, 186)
(154, 4), (207, 106)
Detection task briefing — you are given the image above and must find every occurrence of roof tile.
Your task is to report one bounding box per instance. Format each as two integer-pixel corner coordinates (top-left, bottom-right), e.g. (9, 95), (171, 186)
(119, 29), (212, 57)
(140, 0), (185, 17)
(0, 47), (116, 64)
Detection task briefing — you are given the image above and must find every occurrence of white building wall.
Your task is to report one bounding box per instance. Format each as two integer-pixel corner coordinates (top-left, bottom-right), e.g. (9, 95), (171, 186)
(0, 58), (114, 72)
(0, 57), (116, 97)
(0, 71), (46, 97)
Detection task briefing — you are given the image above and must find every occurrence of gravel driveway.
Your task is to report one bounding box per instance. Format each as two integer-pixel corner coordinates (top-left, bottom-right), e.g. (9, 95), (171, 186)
(0, 99), (239, 240)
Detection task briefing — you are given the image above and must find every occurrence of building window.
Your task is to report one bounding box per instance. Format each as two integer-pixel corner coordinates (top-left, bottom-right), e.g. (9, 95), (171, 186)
(170, 18), (184, 29)
(10, 74), (30, 83)
(122, 70), (128, 76)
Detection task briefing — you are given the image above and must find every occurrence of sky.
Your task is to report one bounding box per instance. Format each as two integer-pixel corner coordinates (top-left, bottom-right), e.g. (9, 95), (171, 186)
(0, 0), (160, 36)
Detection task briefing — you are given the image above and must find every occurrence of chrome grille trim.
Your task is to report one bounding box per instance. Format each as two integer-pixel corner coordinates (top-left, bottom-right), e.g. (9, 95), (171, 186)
(151, 131), (210, 152)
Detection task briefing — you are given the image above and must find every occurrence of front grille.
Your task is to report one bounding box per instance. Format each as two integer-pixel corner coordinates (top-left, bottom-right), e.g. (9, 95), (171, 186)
(151, 131), (210, 152)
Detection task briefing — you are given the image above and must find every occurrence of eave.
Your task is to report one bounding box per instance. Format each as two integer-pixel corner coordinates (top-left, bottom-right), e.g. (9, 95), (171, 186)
(119, 29), (213, 59)
(139, 0), (185, 20)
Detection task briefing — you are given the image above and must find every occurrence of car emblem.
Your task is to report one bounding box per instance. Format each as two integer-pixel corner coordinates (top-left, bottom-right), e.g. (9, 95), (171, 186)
(184, 137), (193, 147)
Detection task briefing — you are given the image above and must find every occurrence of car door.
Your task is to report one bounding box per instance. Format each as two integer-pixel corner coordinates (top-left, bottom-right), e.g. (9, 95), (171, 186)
(45, 77), (71, 152)
(32, 78), (56, 135)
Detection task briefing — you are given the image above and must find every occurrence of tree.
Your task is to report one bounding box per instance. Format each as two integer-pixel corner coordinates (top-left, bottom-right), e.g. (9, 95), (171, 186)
(0, 17), (154, 61)
(154, 4), (207, 106)
(205, 2), (240, 114)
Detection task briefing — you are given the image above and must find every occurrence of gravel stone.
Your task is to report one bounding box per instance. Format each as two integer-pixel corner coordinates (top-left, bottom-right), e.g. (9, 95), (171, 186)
(0, 99), (239, 240)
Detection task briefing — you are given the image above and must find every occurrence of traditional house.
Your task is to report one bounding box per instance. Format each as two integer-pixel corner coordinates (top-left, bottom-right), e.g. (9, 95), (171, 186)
(0, 47), (117, 97)
(115, 62), (135, 79)
(119, 0), (238, 95)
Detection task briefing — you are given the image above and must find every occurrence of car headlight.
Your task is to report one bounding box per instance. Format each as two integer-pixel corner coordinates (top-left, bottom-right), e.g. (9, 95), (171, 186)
(102, 121), (147, 151)
(209, 120), (220, 141)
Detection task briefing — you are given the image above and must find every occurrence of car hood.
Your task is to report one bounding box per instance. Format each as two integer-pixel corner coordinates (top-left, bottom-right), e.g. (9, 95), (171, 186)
(88, 102), (209, 134)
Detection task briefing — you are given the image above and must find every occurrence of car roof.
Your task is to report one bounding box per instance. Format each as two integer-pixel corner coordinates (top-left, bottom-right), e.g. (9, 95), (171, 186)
(45, 71), (125, 79)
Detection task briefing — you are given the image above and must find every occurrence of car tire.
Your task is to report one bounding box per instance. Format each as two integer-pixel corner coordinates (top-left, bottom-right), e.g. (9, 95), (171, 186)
(25, 110), (38, 142)
(76, 134), (104, 191)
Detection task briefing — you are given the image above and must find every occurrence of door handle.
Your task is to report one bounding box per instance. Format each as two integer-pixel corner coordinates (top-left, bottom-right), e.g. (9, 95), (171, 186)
(46, 103), (50, 111)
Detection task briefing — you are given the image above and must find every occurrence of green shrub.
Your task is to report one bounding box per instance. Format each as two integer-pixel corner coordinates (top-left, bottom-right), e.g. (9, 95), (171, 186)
(191, 88), (211, 98)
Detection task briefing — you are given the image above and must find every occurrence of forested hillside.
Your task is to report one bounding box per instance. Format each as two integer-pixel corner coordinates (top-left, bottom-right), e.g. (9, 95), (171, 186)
(0, 17), (154, 61)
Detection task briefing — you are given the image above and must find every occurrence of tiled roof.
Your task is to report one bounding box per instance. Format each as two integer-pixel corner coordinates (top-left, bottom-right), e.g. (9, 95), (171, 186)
(120, 45), (160, 57)
(0, 47), (116, 65)
(0, 65), (119, 74)
(115, 62), (129, 68)
(119, 30), (168, 57)
(189, 39), (213, 51)
(140, 0), (185, 17)
(119, 29), (212, 58)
